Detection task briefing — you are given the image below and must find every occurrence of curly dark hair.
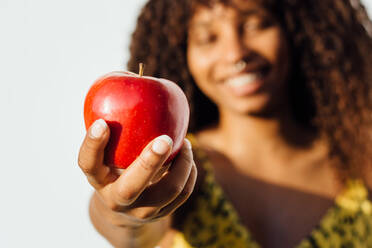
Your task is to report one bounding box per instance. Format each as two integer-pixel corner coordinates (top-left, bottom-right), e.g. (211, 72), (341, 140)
(127, 0), (372, 179)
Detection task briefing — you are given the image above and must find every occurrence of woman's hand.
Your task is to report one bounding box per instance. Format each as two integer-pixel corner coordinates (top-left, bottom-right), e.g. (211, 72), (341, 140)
(78, 119), (197, 228)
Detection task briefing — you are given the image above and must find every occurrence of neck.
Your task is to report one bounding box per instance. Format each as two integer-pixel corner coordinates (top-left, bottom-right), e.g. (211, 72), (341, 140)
(214, 106), (316, 160)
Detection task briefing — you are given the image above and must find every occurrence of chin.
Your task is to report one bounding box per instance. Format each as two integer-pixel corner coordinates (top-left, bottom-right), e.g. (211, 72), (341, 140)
(226, 94), (282, 117)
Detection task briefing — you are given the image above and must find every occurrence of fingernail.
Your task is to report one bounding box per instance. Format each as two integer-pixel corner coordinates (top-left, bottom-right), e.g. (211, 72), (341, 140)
(90, 119), (107, 139)
(184, 138), (192, 150)
(152, 135), (173, 155)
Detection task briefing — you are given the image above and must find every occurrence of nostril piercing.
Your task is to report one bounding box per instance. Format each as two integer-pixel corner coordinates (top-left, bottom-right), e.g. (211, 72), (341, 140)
(235, 60), (247, 72)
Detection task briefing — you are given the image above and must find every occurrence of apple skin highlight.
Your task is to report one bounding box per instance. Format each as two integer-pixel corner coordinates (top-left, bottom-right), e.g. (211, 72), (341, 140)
(84, 71), (190, 169)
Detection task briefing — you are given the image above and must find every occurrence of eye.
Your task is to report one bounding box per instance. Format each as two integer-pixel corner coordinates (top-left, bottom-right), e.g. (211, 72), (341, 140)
(193, 32), (218, 46)
(243, 16), (272, 34)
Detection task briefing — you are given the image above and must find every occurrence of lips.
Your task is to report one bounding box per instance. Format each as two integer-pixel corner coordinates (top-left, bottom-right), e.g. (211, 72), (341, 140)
(225, 72), (263, 87)
(221, 65), (270, 97)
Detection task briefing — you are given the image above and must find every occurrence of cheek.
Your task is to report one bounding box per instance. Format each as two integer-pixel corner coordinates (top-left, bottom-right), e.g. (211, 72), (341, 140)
(247, 28), (284, 64)
(247, 28), (290, 86)
(187, 45), (213, 82)
(187, 45), (223, 102)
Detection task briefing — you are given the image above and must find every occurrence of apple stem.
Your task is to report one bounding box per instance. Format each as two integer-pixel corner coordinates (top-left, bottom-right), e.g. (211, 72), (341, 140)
(139, 63), (144, 77)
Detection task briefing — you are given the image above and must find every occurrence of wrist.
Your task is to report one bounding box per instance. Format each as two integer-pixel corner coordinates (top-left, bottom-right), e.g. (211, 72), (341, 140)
(90, 192), (170, 248)
(91, 191), (159, 230)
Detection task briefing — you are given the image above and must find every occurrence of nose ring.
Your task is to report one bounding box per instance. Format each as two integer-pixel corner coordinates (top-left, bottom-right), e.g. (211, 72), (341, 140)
(235, 60), (246, 72)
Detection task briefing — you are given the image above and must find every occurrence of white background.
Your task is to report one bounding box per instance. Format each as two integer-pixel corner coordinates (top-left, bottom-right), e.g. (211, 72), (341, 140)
(0, 0), (371, 247)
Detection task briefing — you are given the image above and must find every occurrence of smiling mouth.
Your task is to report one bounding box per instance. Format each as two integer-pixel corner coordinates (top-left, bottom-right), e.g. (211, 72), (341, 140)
(222, 67), (270, 97)
(225, 72), (263, 87)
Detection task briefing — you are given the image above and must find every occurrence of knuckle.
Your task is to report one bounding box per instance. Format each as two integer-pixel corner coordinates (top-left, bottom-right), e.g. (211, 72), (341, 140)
(191, 163), (198, 178)
(137, 152), (159, 172)
(181, 183), (194, 199)
(85, 138), (101, 152)
(179, 152), (193, 165)
(108, 214), (125, 227)
(77, 156), (85, 169)
(105, 199), (121, 212)
(116, 188), (137, 205)
(78, 144), (100, 172)
(87, 176), (104, 188)
(135, 208), (158, 220)
(157, 206), (175, 219)
(182, 143), (194, 157)
(180, 184), (194, 198)
(78, 157), (92, 174)
(167, 184), (184, 197)
(79, 161), (99, 177)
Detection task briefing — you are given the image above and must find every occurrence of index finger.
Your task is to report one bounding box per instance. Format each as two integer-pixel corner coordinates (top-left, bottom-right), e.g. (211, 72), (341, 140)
(102, 135), (173, 207)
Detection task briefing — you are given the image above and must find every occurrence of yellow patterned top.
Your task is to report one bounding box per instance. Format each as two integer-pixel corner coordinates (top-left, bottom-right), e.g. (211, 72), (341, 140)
(171, 134), (372, 248)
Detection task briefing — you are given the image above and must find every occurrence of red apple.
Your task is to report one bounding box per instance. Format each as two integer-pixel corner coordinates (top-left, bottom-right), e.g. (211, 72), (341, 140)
(84, 70), (190, 169)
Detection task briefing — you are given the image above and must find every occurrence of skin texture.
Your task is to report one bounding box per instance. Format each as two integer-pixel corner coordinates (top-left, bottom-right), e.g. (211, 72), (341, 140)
(187, 2), (290, 116)
(128, 0), (372, 177)
(78, 120), (196, 247)
(185, 3), (341, 247)
(80, 0), (372, 247)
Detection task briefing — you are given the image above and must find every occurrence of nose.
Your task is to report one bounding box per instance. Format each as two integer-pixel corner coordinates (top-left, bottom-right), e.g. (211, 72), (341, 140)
(222, 27), (247, 64)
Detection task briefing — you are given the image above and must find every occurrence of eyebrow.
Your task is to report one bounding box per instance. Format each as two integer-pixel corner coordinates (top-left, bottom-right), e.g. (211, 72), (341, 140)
(189, 22), (212, 30)
(189, 8), (262, 30)
(239, 9), (260, 16)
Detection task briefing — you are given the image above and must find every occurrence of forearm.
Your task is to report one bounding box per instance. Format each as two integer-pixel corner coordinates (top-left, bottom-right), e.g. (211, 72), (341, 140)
(89, 192), (170, 248)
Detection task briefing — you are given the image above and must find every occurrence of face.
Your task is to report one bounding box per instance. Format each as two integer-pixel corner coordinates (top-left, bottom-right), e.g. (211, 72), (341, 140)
(187, 0), (290, 116)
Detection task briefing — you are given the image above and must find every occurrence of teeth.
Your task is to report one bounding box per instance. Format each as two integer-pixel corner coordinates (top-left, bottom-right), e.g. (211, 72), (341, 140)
(225, 73), (260, 87)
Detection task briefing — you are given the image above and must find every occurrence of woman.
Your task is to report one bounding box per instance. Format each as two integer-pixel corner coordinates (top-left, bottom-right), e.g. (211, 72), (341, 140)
(78, 0), (372, 247)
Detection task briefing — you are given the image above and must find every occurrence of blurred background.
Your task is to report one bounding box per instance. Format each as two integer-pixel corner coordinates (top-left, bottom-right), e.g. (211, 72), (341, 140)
(0, 0), (371, 247)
